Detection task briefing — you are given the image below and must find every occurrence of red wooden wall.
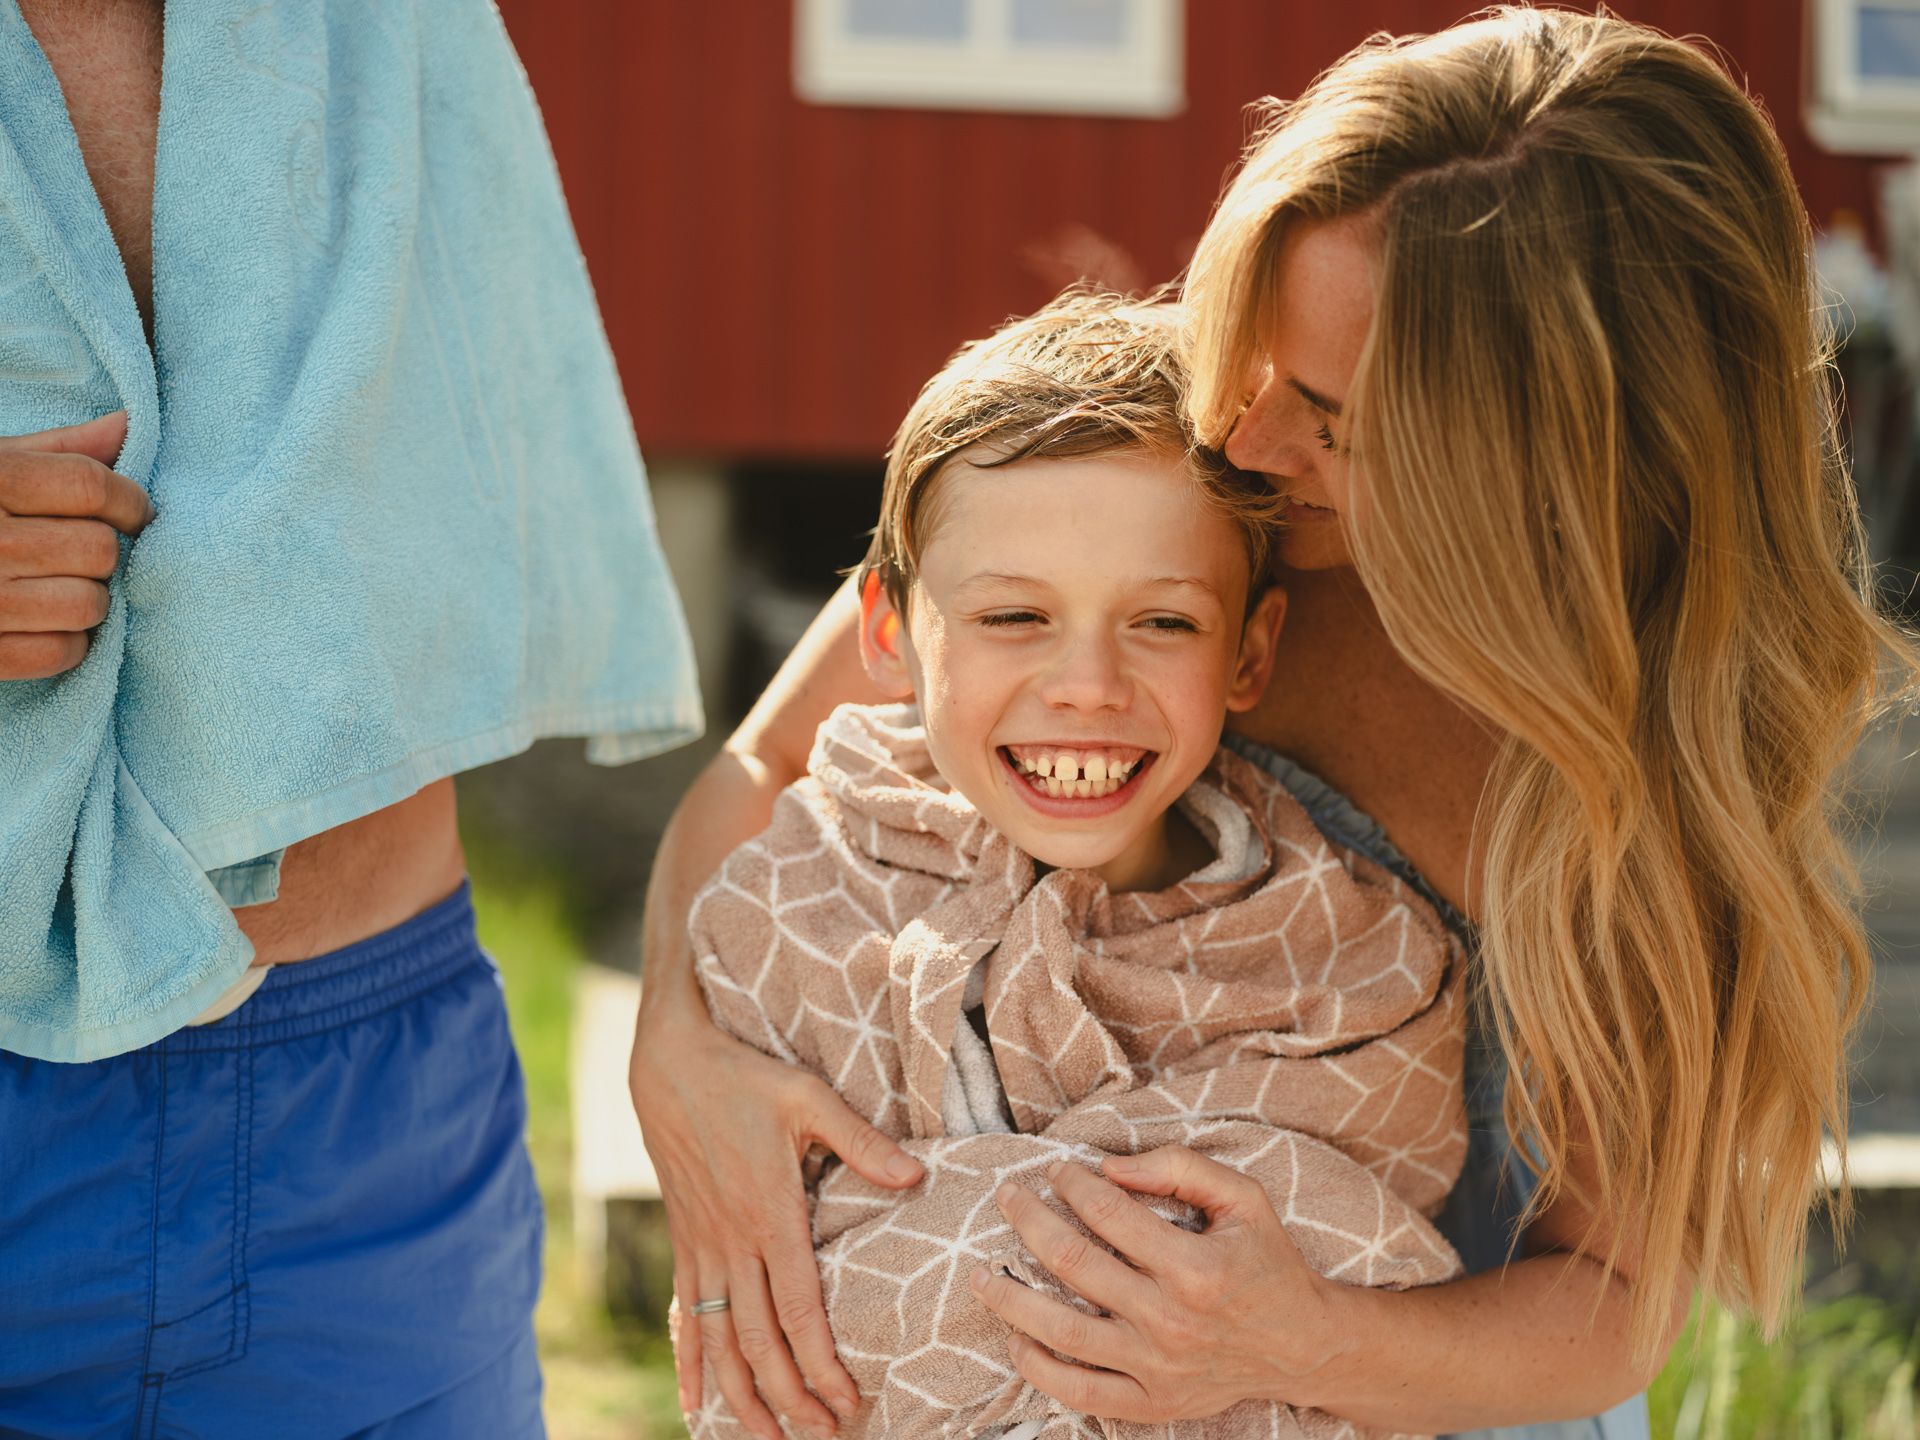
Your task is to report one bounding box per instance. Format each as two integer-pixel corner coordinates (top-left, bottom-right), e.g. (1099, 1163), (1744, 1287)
(495, 1), (1884, 465)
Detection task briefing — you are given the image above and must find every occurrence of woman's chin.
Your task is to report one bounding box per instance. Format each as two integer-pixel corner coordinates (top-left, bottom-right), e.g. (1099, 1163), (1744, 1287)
(1275, 524), (1354, 572)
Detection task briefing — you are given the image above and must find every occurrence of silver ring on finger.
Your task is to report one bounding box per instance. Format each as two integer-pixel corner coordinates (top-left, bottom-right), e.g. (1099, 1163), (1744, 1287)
(689, 1296), (732, 1316)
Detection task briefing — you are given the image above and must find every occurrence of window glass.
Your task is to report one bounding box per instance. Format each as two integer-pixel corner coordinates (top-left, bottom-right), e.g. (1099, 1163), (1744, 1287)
(1009, 0), (1129, 48)
(1861, 5), (1920, 78)
(845, 0), (969, 42)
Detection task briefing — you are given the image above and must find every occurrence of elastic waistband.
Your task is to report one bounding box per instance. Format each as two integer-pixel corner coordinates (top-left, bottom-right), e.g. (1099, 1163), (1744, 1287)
(166, 881), (484, 1053)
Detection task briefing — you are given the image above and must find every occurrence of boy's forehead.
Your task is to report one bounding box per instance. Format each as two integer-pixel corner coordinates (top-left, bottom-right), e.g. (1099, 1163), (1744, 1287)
(914, 450), (1253, 594)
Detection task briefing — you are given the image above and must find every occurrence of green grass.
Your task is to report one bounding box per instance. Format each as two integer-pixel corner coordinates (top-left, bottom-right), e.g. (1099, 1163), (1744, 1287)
(1651, 1296), (1920, 1440)
(466, 831), (686, 1440)
(469, 831), (1920, 1439)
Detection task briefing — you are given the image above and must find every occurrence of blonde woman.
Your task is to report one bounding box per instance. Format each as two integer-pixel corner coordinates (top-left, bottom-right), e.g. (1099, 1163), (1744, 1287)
(629, 9), (1917, 1437)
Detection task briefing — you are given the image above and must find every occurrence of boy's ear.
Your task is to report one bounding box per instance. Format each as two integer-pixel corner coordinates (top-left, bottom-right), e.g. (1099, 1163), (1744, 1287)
(1225, 585), (1287, 713)
(857, 570), (917, 700)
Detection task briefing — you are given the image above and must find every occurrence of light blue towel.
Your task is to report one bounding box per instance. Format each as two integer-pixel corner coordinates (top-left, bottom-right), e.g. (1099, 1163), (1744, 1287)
(0, 0), (703, 1062)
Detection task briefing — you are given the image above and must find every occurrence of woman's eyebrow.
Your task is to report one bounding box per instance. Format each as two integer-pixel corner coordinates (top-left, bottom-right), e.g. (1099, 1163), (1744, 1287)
(1288, 377), (1344, 416)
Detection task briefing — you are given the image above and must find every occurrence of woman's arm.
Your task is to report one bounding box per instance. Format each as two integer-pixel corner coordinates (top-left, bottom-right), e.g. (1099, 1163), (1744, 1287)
(975, 1134), (1690, 1431)
(629, 574), (925, 1440)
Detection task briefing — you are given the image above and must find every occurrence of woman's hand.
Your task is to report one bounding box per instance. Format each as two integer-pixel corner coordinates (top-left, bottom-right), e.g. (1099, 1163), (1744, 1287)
(970, 1148), (1340, 1425)
(630, 985), (925, 1440)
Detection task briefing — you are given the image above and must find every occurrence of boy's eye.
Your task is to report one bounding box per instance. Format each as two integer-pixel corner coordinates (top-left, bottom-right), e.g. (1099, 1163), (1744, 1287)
(977, 611), (1042, 628)
(1139, 615), (1197, 632)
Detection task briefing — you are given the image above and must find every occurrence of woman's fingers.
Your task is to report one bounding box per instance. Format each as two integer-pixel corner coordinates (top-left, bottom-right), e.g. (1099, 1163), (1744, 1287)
(1102, 1147), (1270, 1228)
(727, 1253), (840, 1440)
(758, 1201), (861, 1418)
(1046, 1160), (1195, 1276)
(697, 1251), (784, 1440)
(968, 1265), (1132, 1370)
(801, 1074), (923, 1189)
(667, 1228), (704, 1412)
(993, 1178), (1157, 1315)
(1004, 1332), (1157, 1424)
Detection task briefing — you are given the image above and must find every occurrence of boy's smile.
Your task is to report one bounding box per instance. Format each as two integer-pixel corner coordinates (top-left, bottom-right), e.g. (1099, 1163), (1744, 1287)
(861, 450), (1284, 893)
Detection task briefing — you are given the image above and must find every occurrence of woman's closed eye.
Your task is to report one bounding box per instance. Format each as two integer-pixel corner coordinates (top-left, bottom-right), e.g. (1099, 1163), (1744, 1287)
(1315, 422), (1338, 453)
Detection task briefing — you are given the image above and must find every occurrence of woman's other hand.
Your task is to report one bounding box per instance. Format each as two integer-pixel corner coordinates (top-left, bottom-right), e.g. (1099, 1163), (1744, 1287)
(977, 1140), (1687, 1432)
(970, 1149), (1337, 1425)
(630, 982), (923, 1439)
(628, 576), (907, 1439)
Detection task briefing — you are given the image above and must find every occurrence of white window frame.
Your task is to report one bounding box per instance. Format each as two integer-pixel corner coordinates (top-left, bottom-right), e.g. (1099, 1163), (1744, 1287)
(1808, 0), (1920, 152)
(793, 0), (1184, 118)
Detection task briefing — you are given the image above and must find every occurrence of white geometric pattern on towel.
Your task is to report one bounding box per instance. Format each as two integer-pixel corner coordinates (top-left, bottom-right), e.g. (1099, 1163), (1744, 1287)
(685, 704), (1465, 1439)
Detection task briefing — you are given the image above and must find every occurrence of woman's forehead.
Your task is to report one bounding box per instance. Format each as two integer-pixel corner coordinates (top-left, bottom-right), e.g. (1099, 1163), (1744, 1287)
(1259, 216), (1377, 406)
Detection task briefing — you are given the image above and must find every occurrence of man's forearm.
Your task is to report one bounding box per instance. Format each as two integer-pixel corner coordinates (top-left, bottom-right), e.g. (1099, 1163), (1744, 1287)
(1300, 1249), (1676, 1431)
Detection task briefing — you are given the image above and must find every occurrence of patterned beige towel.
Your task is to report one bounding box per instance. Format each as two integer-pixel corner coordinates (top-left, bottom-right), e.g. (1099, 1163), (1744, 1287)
(684, 704), (1466, 1440)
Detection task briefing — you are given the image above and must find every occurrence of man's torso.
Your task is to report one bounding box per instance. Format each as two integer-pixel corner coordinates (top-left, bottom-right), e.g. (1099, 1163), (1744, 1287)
(20, 0), (465, 965)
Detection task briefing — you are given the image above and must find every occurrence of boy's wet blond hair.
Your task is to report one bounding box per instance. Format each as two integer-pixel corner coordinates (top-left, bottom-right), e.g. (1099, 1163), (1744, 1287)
(859, 289), (1279, 614)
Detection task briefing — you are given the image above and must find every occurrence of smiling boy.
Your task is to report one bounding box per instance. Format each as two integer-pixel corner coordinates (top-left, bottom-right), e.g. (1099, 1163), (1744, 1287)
(682, 293), (1466, 1439)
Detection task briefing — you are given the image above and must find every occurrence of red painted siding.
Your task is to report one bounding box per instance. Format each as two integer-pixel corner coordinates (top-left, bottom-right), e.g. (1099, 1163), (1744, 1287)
(496, 2), (1884, 464)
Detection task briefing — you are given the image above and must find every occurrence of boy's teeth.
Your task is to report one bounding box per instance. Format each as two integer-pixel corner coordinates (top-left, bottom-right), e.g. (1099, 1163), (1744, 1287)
(1044, 775), (1063, 797)
(1006, 745), (1146, 786)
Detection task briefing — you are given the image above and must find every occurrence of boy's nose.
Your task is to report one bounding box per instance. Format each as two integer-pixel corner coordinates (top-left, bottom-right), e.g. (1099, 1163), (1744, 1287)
(1037, 634), (1131, 712)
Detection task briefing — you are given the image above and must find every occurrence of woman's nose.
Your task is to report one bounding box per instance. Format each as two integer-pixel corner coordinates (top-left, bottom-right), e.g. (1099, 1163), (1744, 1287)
(1038, 633), (1131, 712)
(1225, 384), (1294, 478)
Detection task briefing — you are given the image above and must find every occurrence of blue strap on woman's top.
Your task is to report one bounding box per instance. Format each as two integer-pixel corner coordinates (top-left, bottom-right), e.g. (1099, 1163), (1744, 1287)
(1223, 735), (1651, 1440)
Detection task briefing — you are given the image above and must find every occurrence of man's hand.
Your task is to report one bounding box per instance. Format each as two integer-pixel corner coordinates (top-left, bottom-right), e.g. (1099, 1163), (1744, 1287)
(0, 411), (149, 680)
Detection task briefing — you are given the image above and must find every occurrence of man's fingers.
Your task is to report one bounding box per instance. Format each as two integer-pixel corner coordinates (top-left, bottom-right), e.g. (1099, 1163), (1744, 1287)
(0, 410), (128, 465)
(0, 452), (152, 535)
(802, 1078), (923, 1189)
(0, 577), (110, 632)
(0, 629), (87, 680)
(0, 517), (124, 579)
(762, 1214), (861, 1418)
(725, 1256), (835, 1440)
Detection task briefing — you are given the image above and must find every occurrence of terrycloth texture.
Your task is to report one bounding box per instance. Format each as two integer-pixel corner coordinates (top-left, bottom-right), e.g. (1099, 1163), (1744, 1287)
(0, 0), (702, 1062)
(688, 705), (1467, 1440)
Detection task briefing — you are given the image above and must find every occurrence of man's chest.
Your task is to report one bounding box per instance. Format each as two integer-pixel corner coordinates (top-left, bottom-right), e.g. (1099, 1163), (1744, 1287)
(17, 0), (163, 326)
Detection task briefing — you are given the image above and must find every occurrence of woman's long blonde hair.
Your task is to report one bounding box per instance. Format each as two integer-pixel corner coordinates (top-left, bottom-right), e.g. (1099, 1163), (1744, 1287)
(1186, 6), (1918, 1357)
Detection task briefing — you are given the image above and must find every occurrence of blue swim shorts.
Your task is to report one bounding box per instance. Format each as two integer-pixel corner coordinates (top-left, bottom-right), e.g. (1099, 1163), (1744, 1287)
(0, 881), (546, 1439)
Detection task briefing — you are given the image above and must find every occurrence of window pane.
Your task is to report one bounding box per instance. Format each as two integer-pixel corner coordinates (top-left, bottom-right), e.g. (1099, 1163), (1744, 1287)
(1009, 0), (1128, 48)
(845, 0), (970, 42)
(1859, 5), (1920, 80)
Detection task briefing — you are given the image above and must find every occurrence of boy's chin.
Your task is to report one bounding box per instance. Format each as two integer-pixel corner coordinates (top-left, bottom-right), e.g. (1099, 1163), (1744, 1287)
(1014, 831), (1137, 876)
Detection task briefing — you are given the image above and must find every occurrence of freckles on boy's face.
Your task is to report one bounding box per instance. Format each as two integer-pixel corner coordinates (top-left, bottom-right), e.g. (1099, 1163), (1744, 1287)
(896, 450), (1262, 886)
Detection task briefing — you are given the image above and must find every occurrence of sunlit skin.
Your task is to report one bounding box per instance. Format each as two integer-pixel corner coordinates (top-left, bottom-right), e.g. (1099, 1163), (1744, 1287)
(858, 450), (1285, 895)
(1225, 214), (1377, 570)
(638, 212), (1662, 1435)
